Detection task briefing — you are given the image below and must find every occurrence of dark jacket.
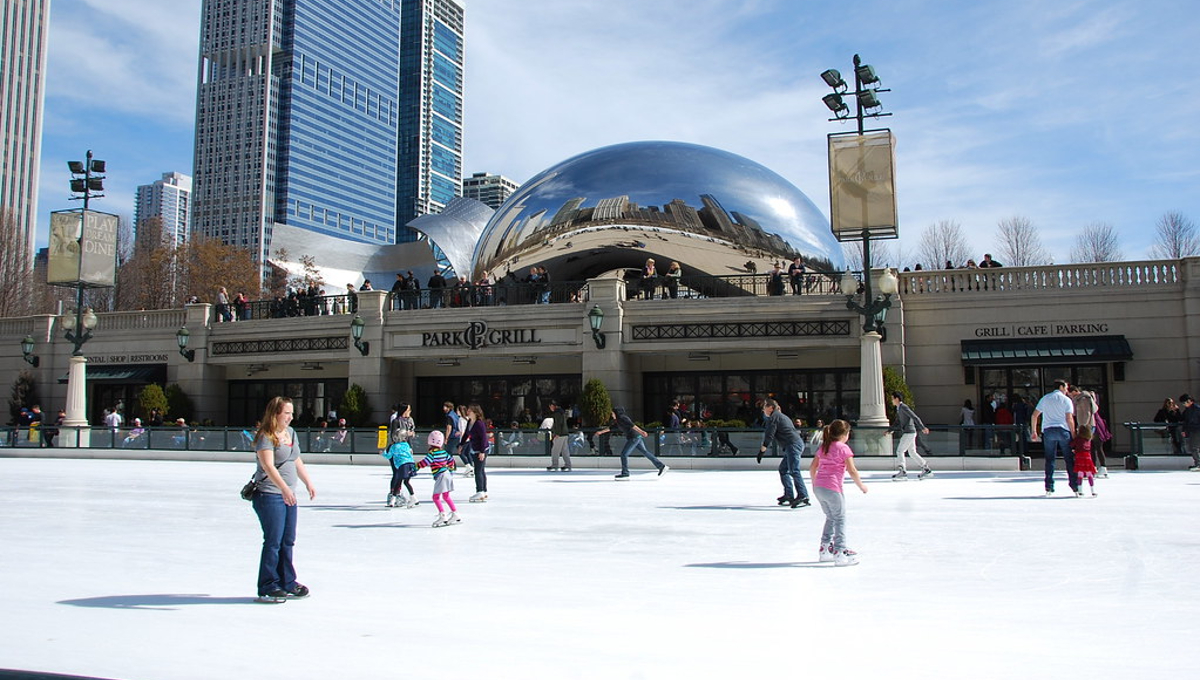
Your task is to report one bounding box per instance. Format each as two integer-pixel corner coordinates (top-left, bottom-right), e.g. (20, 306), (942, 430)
(761, 408), (802, 449)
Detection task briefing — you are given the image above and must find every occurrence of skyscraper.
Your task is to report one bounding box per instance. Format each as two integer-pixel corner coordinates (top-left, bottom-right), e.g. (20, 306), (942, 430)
(191, 0), (404, 263)
(462, 172), (519, 210)
(1, 0), (50, 260)
(396, 0), (465, 230)
(134, 172), (192, 250)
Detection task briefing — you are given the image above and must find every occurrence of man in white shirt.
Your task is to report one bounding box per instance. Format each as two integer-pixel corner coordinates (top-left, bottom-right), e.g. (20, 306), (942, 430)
(1031, 380), (1078, 497)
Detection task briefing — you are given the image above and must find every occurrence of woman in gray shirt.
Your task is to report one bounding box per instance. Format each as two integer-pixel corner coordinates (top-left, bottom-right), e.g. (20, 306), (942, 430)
(251, 396), (317, 603)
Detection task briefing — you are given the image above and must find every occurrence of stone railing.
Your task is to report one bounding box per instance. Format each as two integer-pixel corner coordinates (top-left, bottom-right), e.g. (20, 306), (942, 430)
(899, 260), (1180, 295)
(95, 309), (188, 332)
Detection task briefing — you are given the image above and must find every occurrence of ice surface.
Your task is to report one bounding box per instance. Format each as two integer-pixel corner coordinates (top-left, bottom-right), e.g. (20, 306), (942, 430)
(1, 458), (1197, 679)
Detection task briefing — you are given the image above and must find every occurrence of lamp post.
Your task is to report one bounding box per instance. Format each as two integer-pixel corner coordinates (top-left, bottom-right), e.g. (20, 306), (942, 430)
(588, 304), (606, 349)
(350, 315), (370, 356)
(20, 335), (40, 367)
(176, 327), (196, 362)
(822, 55), (898, 434)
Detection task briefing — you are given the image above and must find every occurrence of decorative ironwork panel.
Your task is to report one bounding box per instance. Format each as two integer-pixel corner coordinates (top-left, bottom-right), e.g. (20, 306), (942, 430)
(211, 337), (349, 355)
(631, 320), (850, 341)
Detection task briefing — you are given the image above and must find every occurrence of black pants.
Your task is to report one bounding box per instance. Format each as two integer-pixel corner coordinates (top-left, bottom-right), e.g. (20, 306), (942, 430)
(472, 445), (489, 492)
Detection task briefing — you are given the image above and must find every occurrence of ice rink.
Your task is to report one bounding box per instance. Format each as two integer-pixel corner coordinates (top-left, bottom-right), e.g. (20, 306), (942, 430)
(1, 456), (1197, 680)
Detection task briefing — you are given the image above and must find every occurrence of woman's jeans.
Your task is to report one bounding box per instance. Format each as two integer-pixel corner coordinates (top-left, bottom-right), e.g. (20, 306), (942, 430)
(814, 486), (847, 551)
(252, 491), (298, 595)
(472, 445), (489, 492)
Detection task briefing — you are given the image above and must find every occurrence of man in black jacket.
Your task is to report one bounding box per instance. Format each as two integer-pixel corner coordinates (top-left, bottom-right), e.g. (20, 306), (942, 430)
(1179, 394), (1200, 471)
(757, 398), (810, 508)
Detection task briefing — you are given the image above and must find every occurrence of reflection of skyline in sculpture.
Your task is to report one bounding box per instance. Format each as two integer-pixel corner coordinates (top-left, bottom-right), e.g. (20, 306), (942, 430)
(473, 141), (844, 281)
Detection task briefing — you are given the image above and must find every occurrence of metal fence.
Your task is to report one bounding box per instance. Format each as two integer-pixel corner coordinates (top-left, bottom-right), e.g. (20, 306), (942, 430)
(1122, 422), (1188, 457)
(1, 424), (1031, 459)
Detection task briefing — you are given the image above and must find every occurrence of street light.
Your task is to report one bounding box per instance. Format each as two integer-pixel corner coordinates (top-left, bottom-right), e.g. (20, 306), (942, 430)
(587, 304), (606, 349)
(67, 150), (105, 210)
(63, 307), (99, 356)
(176, 327), (196, 362)
(350, 315), (370, 356)
(20, 335), (40, 367)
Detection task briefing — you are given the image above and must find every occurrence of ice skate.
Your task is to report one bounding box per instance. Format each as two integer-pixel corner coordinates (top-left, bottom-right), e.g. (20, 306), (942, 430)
(657, 465), (670, 476)
(469, 492), (488, 502)
(432, 512), (448, 528)
(1090, 490), (1098, 497)
(385, 493), (396, 508)
(1099, 466), (1109, 478)
(834, 548), (859, 566)
(819, 545), (836, 563)
(614, 472), (630, 480)
(461, 464), (474, 478)
(446, 511), (462, 524)
(406, 495), (419, 509)
(1045, 489), (1054, 498)
(918, 466), (933, 480)
(892, 469), (908, 481)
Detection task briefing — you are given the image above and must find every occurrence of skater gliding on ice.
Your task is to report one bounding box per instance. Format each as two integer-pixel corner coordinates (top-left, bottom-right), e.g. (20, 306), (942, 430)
(756, 398), (810, 508)
(383, 402), (419, 508)
(891, 392), (933, 480)
(418, 430), (460, 527)
(809, 419), (867, 566)
(596, 406), (668, 480)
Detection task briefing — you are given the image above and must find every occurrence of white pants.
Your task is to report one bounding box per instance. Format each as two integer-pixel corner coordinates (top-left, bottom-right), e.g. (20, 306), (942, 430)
(896, 432), (928, 472)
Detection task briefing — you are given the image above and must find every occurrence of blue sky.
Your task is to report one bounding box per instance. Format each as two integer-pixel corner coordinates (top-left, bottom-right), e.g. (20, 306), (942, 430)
(36, 0), (1200, 265)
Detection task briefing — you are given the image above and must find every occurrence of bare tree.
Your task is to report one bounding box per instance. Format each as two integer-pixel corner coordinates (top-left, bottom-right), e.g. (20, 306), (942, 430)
(1149, 211), (1198, 260)
(841, 239), (895, 271)
(0, 206), (33, 317)
(1070, 222), (1123, 263)
(918, 220), (971, 269)
(994, 215), (1050, 266)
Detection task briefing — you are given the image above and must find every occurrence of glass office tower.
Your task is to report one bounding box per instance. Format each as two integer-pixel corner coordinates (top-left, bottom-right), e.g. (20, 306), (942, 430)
(396, 0), (464, 231)
(1, 0), (50, 261)
(192, 0), (402, 262)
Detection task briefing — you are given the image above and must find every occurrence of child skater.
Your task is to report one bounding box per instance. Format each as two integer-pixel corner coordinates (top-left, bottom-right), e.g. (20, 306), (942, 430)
(808, 419), (868, 566)
(1072, 425), (1098, 497)
(383, 403), (419, 508)
(418, 430), (461, 527)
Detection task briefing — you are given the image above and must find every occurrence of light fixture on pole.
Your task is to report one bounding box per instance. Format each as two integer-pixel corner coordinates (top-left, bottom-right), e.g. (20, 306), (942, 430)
(20, 335), (40, 367)
(63, 308), (99, 356)
(176, 327), (196, 362)
(821, 54), (890, 135)
(350, 315), (370, 356)
(587, 304), (606, 349)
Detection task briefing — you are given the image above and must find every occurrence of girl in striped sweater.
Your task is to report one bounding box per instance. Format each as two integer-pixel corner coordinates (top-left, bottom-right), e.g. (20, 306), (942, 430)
(419, 430), (461, 527)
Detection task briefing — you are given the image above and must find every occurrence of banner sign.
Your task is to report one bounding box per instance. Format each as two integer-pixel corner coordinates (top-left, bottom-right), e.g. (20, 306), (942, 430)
(828, 130), (898, 241)
(47, 209), (119, 287)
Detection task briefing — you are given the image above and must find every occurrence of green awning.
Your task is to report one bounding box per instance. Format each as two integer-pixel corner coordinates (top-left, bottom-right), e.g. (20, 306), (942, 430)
(57, 365), (166, 384)
(961, 335), (1133, 365)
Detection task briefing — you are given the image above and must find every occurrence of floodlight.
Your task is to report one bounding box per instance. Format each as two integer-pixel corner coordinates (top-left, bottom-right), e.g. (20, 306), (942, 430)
(857, 90), (881, 109)
(823, 93), (848, 116)
(67, 161), (85, 174)
(87, 178), (104, 191)
(854, 64), (879, 87)
(70, 179), (87, 193)
(820, 69), (847, 91)
(89, 159), (106, 173)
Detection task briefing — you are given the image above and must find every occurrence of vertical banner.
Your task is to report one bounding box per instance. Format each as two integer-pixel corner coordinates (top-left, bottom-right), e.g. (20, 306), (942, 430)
(828, 130), (898, 241)
(79, 211), (119, 286)
(47, 211), (82, 284)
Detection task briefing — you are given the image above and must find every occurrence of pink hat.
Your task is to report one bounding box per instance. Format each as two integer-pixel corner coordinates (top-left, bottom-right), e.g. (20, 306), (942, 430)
(427, 430), (445, 447)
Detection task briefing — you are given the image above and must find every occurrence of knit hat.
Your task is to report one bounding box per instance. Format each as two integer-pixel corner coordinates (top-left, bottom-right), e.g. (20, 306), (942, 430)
(427, 430), (445, 447)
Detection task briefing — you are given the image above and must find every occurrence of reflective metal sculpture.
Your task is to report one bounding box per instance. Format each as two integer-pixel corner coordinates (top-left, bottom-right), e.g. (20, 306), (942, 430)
(472, 141), (844, 282)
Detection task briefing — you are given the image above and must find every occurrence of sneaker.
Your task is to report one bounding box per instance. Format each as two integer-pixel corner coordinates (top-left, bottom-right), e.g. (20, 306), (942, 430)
(658, 465), (670, 476)
(918, 467), (933, 480)
(790, 496), (811, 509)
(447, 511), (462, 524)
(614, 472), (630, 480)
(1098, 466), (1109, 478)
(834, 549), (859, 566)
(432, 512), (448, 528)
(255, 589), (288, 604)
(818, 545), (836, 563)
(286, 584), (309, 599)
(892, 470), (908, 481)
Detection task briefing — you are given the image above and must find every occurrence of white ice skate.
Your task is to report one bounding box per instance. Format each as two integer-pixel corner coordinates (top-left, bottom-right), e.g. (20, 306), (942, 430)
(446, 511), (462, 524)
(468, 492), (488, 503)
(819, 545), (836, 563)
(432, 512), (449, 528)
(834, 548), (859, 566)
(385, 493), (395, 508)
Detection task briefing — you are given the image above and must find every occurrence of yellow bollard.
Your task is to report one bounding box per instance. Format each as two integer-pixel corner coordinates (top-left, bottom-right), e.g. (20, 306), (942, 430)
(377, 425), (389, 450)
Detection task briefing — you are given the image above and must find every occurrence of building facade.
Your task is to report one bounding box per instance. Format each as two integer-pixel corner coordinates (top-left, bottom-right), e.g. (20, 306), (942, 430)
(191, 0), (404, 263)
(134, 172), (193, 249)
(0, 0), (50, 260)
(462, 172), (519, 210)
(396, 0), (465, 229)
